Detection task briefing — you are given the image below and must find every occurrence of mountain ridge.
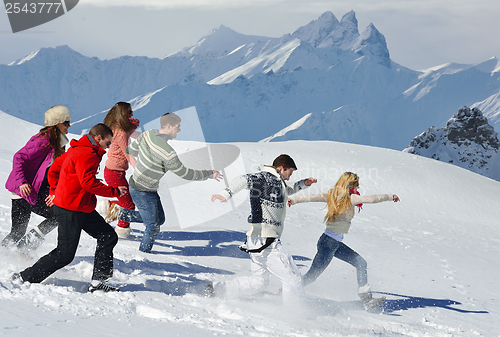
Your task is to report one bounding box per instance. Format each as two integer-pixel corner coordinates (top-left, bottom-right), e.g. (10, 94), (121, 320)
(0, 11), (499, 153)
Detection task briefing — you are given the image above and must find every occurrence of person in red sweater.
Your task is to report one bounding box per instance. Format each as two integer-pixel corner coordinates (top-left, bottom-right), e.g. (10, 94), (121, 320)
(15, 124), (127, 293)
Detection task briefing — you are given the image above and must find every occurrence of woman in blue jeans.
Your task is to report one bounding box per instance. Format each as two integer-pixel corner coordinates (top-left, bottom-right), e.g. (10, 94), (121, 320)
(288, 172), (399, 311)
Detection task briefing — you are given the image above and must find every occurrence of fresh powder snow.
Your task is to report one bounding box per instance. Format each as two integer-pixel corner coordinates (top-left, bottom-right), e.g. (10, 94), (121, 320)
(1, 111), (499, 336)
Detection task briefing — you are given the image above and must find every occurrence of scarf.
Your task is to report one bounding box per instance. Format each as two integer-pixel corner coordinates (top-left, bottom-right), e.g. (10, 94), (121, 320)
(349, 189), (363, 213)
(129, 117), (140, 130)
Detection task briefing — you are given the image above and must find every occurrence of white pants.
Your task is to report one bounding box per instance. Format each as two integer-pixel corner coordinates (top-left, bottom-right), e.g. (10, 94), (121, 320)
(220, 237), (305, 306)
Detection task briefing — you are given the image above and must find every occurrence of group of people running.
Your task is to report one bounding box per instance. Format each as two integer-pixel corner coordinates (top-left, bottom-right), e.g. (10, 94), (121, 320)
(2, 103), (399, 311)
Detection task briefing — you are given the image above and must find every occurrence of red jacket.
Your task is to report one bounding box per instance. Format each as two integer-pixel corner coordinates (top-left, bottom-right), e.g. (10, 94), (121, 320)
(48, 134), (119, 213)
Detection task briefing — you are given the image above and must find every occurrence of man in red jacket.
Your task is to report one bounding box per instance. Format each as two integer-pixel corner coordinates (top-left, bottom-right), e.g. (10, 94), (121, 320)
(16, 123), (127, 292)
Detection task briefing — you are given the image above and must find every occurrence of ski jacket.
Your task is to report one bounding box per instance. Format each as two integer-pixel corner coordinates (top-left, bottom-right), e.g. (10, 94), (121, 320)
(5, 131), (55, 205)
(219, 166), (308, 238)
(105, 118), (139, 172)
(289, 193), (393, 234)
(126, 129), (212, 192)
(48, 134), (119, 213)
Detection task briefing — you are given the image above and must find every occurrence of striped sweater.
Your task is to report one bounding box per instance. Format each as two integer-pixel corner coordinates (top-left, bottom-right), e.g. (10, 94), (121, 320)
(126, 129), (212, 191)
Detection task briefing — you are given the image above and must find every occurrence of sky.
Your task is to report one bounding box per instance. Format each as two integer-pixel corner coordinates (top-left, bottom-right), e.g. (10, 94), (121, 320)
(0, 0), (499, 70)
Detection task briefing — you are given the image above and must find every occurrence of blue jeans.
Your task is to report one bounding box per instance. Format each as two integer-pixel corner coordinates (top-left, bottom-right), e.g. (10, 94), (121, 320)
(118, 207), (143, 223)
(303, 233), (368, 287)
(129, 186), (165, 253)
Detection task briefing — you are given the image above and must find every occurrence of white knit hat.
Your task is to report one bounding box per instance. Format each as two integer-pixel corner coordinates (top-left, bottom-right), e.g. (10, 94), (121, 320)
(44, 105), (72, 127)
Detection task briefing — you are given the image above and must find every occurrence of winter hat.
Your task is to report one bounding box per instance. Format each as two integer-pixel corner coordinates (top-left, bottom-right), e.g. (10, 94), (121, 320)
(44, 105), (72, 127)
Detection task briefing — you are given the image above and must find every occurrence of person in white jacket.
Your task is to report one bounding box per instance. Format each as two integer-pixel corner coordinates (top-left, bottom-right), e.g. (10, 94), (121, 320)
(210, 154), (317, 305)
(288, 171), (399, 311)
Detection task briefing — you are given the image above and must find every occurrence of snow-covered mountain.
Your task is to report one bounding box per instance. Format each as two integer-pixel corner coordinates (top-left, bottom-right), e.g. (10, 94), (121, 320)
(403, 106), (500, 181)
(474, 86), (500, 130)
(1, 11), (499, 151)
(1, 111), (500, 336)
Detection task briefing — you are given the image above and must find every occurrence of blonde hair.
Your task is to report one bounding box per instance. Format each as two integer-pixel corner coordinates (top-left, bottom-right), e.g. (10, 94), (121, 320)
(323, 172), (359, 223)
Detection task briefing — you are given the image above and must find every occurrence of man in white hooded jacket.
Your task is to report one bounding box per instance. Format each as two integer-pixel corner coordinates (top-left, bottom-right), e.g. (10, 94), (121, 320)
(211, 154), (317, 305)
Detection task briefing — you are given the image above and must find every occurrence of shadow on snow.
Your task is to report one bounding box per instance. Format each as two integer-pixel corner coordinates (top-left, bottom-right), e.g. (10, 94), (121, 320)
(46, 229), (311, 297)
(44, 230), (310, 296)
(135, 229), (311, 261)
(374, 292), (489, 315)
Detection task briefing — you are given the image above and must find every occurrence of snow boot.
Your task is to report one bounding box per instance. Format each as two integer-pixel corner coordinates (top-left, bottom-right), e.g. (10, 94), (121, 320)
(12, 272), (24, 284)
(88, 281), (120, 293)
(15, 228), (45, 259)
(204, 282), (216, 298)
(358, 284), (385, 311)
(115, 226), (131, 239)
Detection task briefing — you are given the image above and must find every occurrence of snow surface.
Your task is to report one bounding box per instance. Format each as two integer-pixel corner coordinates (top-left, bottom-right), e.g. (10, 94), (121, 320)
(1, 112), (500, 336)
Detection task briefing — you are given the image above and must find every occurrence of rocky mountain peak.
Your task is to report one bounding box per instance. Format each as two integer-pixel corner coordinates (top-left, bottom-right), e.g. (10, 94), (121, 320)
(446, 106), (500, 149)
(404, 106), (500, 180)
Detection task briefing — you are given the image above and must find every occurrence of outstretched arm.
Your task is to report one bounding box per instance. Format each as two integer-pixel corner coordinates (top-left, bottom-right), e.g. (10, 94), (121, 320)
(351, 194), (400, 205)
(304, 178), (317, 186)
(288, 194), (327, 207)
(211, 174), (249, 203)
(286, 177), (317, 196)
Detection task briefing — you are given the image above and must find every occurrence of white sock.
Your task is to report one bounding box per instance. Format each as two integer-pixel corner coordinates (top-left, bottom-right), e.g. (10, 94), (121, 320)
(91, 280), (101, 286)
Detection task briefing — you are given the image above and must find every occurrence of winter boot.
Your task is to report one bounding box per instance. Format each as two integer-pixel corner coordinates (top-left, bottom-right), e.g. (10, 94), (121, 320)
(11, 272), (25, 288)
(115, 225), (131, 239)
(88, 281), (120, 293)
(204, 282), (215, 298)
(358, 284), (385, 311)
(15, 228), (45, 259)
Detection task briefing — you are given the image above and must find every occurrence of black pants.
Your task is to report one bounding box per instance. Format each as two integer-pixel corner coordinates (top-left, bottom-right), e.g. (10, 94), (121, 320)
(20, 206), (118, 284)
(1, 176), (58, 246)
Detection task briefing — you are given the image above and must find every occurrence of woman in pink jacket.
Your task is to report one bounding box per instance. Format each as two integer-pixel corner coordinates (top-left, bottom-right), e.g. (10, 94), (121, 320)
(102, 102), (140, 239)
(2, 105), (71, 256)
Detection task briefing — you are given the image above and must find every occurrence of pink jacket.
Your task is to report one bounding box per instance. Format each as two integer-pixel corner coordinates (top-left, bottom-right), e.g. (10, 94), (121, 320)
(105, 118), (140, 171)
(5, 131), (55, 205)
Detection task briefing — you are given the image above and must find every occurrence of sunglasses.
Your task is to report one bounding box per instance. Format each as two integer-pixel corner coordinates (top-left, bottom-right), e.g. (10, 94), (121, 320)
(63, 121), (71, 127)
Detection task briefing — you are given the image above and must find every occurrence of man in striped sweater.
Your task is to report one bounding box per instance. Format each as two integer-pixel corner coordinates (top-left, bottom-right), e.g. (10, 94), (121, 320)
(124, 113), (222, 253)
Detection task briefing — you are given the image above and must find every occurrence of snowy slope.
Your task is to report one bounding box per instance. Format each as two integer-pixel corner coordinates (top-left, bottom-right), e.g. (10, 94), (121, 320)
(1, 112), (500, 336)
